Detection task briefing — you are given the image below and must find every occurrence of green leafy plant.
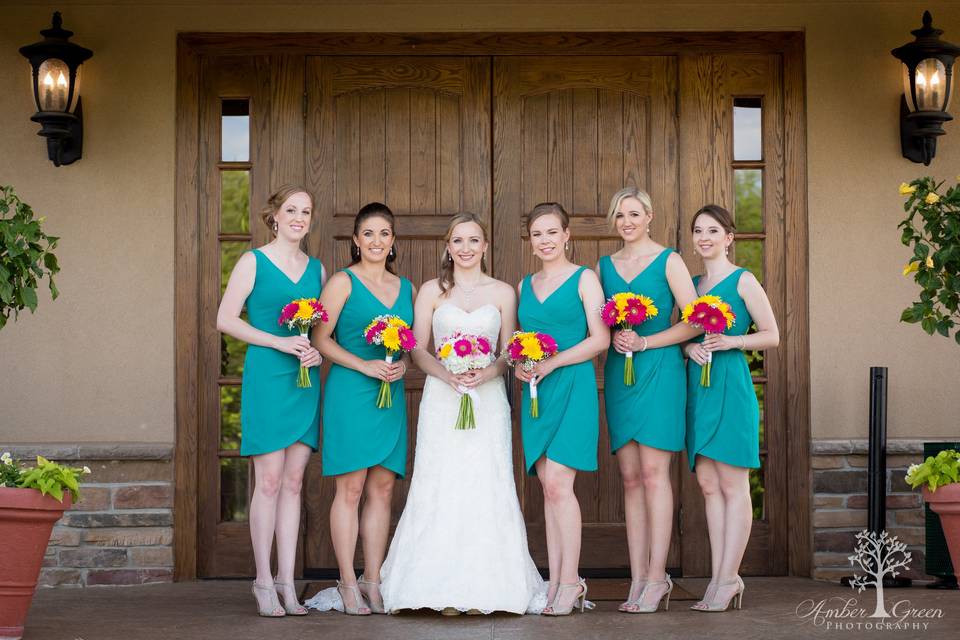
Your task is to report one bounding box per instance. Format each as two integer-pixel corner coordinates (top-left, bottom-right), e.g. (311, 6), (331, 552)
(0, 452), (89, 502)
(905, 449), (960, 492)
(0, 185), (60, 330)
(898, 177), (960, 342)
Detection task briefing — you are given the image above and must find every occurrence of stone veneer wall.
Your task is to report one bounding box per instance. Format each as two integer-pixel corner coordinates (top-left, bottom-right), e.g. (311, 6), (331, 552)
(2, 444), (173, 587)
(812, 439), (946, 582)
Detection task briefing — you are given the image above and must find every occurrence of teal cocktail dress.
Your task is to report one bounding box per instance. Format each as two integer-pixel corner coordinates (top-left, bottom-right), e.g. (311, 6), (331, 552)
(599, 250), (686, 454)
(685, 268), (760, 471)
(240, 249), (323, 456)
(517, 266), (599, 475)
(321, 269), (413, 478)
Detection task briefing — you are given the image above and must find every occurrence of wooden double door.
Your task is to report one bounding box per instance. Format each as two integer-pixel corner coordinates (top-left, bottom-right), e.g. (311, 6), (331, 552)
(196, 47), (793, 578)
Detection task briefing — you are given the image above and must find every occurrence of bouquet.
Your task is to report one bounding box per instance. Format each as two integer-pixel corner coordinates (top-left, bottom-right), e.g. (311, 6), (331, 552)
(601, 292), (659, 385)
(505, 331), (559, 418)
(364, 315), (417, 408)
(681, 295), (736, 387)
(436, 333), (495, 429)
(278, 298), (329, 388)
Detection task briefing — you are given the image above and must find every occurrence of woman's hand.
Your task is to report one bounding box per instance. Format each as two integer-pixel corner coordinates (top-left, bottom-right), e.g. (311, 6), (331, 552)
(703, 333), (736, 353)
(612, 329), (645, 354)
(299, 347), (322, 368)
(516, 359), (556, 384)
(361, 358), (403, 382)
(684, 342), (710, 366)
(455, 365), (498, 389)
(274, 335), (313, 358)
(514, 363), (533, 384)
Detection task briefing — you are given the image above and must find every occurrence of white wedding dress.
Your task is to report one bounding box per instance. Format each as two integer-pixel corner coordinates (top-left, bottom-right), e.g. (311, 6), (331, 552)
(306, 302), (546, 614)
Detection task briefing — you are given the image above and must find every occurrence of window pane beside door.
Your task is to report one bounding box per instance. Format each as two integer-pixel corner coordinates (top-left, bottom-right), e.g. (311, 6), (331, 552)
(221, 99), (250, 162)
(734, 169), (763, 232)
(733, 97), (762, 161)
(220, 170), (251, 234)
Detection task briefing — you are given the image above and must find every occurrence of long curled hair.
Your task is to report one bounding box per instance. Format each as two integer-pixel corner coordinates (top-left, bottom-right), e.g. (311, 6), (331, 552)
(350, 202), (398, 275)
(439, 212), (489, 296)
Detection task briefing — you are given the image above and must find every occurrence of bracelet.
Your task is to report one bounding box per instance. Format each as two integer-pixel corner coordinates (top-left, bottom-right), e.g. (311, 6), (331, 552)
(739, 335), (746, 351)
(639, 336), (648, 352)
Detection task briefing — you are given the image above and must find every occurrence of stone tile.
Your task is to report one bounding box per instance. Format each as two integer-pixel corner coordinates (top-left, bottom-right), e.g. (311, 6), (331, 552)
(81, 460), (174, 483)
(813, 495), (845, 508)
(71, 486), (112, 511)
(814, 529), (858, 552)
(37, 568), (82, 588)
(846, 493), (919, 509)
(845, 455), (868, 468)
(888, 470), (912, 494)
(113, 484), (173, 509)
(811, 455), (844, 469)
(86, 569), (173, 586)
(76, 443), (173, 461)
(59, 548), (128, 568)
(49, 526), (82, 547)
(813, 470), (867, 494)
(84, 526), (174, 547)
(885, 526), (924, 546)
(130, 547), (174, 567)
(65, 512), (173, 528)
(894, 508), (926, 526)
(813, 509), (867, 528)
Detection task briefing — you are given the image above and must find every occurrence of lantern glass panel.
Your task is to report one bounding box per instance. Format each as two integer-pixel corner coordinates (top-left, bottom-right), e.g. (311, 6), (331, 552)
(37, 58), (71, 112)
(915, 58), (948, 111)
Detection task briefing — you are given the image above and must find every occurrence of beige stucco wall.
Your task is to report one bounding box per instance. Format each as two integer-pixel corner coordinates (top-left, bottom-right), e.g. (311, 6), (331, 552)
(1, 1), (958, 444)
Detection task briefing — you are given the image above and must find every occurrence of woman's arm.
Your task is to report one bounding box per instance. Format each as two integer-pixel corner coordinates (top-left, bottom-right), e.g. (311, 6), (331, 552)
(409, 280), (458, 387)
(703, 272), (780, 353)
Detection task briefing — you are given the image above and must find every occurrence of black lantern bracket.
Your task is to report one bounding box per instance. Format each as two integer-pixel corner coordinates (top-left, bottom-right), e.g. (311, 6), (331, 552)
(18, 12), (93, 167)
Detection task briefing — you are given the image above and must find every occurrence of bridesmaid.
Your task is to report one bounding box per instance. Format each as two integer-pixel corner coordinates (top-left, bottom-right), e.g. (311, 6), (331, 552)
(315, 202), (415, 616)
(217, 185), (325, 617)
(597, 188), (697, 614)
(515, 202), (609, 616)
(684, 204), (779, 612)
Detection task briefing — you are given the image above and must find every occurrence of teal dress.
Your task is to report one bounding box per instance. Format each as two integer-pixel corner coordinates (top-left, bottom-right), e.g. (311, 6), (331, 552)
(599, 250), (685, 453)
(321, 270), (413, 478)
(517, 266), (599, 475)
(240, 249), (323, 456)
(685, 268), (760, 471)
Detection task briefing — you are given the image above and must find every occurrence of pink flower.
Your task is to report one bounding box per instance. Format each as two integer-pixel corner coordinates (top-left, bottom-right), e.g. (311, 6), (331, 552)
(476, 337), (491, 354)
(507, 341), (524, 360)
(365, 321), (386, 344)
(537, 333), (558, 355)
(601, 302), (619, 326)
(278, 302), (299, 325)
(399, 328), (417, 350)
(454, 338), (473, 356)
(624, 299), (647, 325)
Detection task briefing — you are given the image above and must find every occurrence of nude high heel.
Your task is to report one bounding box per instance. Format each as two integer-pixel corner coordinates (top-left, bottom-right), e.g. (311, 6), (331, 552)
(631, 574), (673, 613)
(357, 575), (385, 614)
(696, 576), (744, 612)
(337, 580), (372, 616)
(618, 578), (648, 613)
(273, 577), (308, 615)
(251, 581), (285, 618)
(541, 578), (587, 616)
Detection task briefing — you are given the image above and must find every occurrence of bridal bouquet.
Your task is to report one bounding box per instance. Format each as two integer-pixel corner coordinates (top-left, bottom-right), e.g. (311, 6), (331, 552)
(278, 298), (329, 388)
(436, 333), (495, 429)
(364, 314), (417, 408)
(681, 295), (736, 387)
(505, 331), (559, 418)
(601, 292), (659, 386)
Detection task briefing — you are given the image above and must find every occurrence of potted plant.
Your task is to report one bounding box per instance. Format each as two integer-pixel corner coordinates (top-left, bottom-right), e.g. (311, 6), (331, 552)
(905, 449), (960, 575)
(0, 453), (89, 640)
(0, 184), (60, 330)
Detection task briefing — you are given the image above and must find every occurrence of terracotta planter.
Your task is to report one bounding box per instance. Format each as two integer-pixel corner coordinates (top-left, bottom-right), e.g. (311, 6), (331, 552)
(923, 483), (960, 576)
(0, 487), (71, 640)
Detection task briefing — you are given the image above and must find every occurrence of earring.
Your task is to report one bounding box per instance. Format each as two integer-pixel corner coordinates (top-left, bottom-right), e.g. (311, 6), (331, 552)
(351, 243), (360, 261)
(444, 250), (453, 264)
(388, 246), (397, 260)
(725, 246), (729, 256)
(564, 241), (570, 251)
(273, 222), (278, 233)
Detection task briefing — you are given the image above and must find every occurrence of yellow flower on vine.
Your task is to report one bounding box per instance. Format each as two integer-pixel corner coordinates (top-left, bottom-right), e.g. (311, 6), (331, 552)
(925, 192), (941, 205)
(899, 183), (917, 195)
(903, 261), (920, 276)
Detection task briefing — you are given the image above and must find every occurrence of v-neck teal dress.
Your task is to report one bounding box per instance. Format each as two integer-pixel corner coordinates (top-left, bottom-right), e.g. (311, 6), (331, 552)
(517, 266), (599, 475)
(240, 249), (323, 456)
(321, 269), (413, 478)
(685, 268), (760, 471)
(599, 250), (686, 454)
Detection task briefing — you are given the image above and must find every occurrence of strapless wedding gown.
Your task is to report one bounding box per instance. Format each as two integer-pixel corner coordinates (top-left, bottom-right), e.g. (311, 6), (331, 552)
(307, 303), (546, 614)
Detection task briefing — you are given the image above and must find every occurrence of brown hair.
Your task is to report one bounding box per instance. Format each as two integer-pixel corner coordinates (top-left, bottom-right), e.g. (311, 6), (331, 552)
(691, 204), (736, 235)
(526, 202), (570, 232)
(260, 185), (314, 235)
(439, 213), (489, 295)
(351, 202), (398, 275)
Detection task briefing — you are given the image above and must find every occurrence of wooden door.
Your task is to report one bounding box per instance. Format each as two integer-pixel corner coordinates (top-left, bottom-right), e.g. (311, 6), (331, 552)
(302, 56), (492, 570)
(493, 56), (683, 570)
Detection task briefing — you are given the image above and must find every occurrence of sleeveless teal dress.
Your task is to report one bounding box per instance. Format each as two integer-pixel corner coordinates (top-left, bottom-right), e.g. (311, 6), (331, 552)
(240, 249), (323, 456)
(517, 266), (599, 475)
(321, 270), (413, 478)
(599, 250), (686, 454)
(685, 268), (760, 471)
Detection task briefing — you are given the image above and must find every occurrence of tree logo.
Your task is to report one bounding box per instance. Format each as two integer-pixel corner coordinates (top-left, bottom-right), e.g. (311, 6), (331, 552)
(847, 530), (912, 618)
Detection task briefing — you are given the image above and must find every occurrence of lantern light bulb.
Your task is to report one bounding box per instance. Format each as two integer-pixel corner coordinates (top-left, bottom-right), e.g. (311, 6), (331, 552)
(930, 71), (940, 86)
(916, 71), (927, 86)
(56, 71), (67, 87)
(43, 72), (54, 86)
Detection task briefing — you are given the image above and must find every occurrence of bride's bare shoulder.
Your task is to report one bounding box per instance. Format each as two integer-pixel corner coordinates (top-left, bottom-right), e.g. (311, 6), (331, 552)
(487, 278), (517, 305)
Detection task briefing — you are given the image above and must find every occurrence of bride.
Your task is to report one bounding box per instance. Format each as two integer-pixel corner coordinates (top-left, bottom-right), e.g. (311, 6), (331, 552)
(377, 213), (546, 614)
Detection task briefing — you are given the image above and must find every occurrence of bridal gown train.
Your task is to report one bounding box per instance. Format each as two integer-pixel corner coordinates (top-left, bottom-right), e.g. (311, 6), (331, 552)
(305, 302), (546, 614)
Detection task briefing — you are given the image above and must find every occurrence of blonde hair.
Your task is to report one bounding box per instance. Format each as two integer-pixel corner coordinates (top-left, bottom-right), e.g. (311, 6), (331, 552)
(439, 213), (489, 295)
(606, 187), (652, 229)
(261, 185), (314, 235)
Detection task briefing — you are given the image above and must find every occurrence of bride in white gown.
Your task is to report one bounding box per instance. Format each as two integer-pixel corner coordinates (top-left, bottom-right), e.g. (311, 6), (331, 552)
(308, 213), (546, 615)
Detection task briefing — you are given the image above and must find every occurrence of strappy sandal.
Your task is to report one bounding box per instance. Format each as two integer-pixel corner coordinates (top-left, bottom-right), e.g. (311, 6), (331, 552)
(337, 580), (372, 616)
(251, 581), (285, 617)
(273, 577), (308, 615)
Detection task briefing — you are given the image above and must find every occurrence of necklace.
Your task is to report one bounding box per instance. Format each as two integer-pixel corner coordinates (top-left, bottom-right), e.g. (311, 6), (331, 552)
(454, 276), (482, 304)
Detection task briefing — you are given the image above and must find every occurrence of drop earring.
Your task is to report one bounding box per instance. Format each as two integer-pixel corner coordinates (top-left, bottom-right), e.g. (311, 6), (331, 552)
(564, 241), (570, 251)
(273, 222), (278, 233)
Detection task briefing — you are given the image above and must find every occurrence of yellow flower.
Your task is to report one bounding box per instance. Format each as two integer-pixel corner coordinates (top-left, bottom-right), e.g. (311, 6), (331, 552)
(519, 335), (544, 360)
(294, 300), (314, 321)
(925, 192), (940, 205)
(382, 326), (401, 351)
(926, 256), (934, 268)
(903, 261), (920, 276)
(899, 182), (917, 195)
(387, 317), (409, 328)
(439, 343), (452, 358)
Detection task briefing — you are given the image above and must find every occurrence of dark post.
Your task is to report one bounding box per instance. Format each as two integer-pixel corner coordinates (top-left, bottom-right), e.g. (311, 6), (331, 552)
(868, 366), (887, 534)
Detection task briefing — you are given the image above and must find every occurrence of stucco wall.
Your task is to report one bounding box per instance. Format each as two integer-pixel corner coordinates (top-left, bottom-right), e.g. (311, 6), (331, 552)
(1, 1), (958, 443)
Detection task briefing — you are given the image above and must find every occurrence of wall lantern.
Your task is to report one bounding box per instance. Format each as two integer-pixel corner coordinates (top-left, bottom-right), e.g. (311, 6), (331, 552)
(18, 12), (93, 167)
(891, 11), (959, 165)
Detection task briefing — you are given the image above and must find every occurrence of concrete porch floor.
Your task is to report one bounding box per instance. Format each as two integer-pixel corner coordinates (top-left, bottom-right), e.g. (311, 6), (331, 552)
(24, 577), (956, 639)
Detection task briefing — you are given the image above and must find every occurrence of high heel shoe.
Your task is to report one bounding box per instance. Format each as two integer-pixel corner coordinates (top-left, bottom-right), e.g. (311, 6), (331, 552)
(272, 578), (308, 615)
(690, 581), (718, 611)
(337, 580), (372, 616)
(357, 575), (385, 614)
(251, 581), (286, 617)
(631, 574), (673, 613)
(696, 576), (744, 612)
(618, 579), (648, 613)
(541, 578), (587, 616)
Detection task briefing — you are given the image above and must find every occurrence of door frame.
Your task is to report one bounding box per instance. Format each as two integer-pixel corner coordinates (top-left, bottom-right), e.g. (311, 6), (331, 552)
(174, 30), (809, 580)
